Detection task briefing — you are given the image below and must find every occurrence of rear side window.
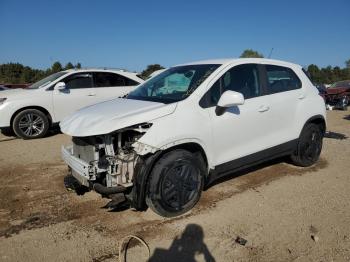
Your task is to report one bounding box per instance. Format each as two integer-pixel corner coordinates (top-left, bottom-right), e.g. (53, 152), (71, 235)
(64, 73), (93, 89)
(94, 72), (139, 87)
(266, 65), (301, 94)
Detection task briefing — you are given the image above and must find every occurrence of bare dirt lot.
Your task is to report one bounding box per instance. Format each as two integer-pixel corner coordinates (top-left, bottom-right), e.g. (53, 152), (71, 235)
(0, 111), (349, 262)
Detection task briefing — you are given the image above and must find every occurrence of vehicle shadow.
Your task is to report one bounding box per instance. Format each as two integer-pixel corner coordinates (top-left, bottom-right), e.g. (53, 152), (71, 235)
(344, 115), (350, 121)
(0, 136), (17, 142)
(148, 224), (216, 262)
(324, 131), (348, 140)
(46, 126), (62, 137)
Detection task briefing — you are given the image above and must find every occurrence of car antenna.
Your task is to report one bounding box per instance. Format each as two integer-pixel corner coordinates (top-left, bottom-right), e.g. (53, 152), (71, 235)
(268, 48), (274, 58)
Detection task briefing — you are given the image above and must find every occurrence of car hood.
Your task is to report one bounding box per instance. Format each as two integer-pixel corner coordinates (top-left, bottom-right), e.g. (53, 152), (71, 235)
(60, 98), (177, 137)
(0, 88), (41, 100)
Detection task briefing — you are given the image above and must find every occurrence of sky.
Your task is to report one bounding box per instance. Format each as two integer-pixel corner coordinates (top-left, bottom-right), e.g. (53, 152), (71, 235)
(0, 0), (349, 72)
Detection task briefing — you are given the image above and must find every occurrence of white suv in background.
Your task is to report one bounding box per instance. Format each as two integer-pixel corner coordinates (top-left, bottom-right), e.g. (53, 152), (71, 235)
(61, 58), (326, 217)
(0, 69), (143, 139)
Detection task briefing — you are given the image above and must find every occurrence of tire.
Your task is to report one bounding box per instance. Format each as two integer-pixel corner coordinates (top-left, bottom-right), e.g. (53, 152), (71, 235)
(146, 149), (206, 217)
(13, 109), (49, 139)
(290, 123), (323, 167)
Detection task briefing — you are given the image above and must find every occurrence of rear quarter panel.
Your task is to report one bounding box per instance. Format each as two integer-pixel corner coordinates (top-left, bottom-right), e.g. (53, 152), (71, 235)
(294, 67), (327, 136)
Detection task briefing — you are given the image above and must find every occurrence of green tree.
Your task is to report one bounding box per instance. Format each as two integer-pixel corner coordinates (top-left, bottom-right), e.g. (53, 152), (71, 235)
(332, 66), (341, 82)
(239, 49), (264, 58)
(345, 59), (350, 69)
(307, 64), (321, 84)
(1, 63), (24, 83)
(140, 64), (165, 79)
(75, 62), (82, 69)
(20, 66), (35, 83)
(65, 62), (74, 70)
(51, 61), (63, 73)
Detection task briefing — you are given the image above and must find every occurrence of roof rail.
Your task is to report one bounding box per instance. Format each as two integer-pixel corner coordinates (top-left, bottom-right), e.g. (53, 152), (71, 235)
(75, 67), (127, 71)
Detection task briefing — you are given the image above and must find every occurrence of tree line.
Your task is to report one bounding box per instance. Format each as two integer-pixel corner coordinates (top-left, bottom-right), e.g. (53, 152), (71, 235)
(0, 61), (81, 84)
(1, 50), (349, 85)
(239, 49), (350, 85)
(306, 63), (350, 85)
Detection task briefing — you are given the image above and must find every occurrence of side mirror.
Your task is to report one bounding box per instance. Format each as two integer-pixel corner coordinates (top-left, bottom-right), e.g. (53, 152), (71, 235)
(54, 82), (66, 91)
(217, 90), (244, 108)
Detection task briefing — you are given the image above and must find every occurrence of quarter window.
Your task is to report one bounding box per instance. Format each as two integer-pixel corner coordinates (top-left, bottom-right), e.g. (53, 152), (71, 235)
(266, 65), (301, 94)
(94, 72), (139, 87)
(64, 73), (93, 89)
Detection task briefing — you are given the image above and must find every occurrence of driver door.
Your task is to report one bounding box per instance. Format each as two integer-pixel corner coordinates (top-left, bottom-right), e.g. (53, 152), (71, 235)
(202, 64), (274, 169)
(52, 72), (97, 121)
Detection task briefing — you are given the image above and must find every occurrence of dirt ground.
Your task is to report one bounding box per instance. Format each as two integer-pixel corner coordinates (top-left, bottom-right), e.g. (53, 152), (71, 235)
(0, 111), (349, 262)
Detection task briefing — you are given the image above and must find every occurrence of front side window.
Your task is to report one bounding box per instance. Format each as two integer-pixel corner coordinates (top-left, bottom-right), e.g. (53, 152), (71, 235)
(64, 73), (93, 89)
(127, 64), (220, 103)
(201, 64), (261, 107)
(266, 65), (301, 94)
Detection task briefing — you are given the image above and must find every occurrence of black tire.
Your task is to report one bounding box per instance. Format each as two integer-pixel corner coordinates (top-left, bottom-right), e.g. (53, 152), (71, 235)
(146, 149), (206, 217)
(290, 123), (323, 167)
(12, 109), (49, 139)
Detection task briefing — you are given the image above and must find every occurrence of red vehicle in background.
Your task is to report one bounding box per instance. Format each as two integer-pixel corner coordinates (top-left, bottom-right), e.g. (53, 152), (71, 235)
(325, 80), (350, 110)
(0, 83), (31, 89)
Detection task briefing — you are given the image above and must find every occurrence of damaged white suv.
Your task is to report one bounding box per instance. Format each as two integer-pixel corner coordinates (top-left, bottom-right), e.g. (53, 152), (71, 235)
(61, 58), (326, 217)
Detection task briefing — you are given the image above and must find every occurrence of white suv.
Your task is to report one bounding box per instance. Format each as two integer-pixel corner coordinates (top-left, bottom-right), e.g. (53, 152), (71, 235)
(0, 69), (143, 139)
(61, 58), (326, 217)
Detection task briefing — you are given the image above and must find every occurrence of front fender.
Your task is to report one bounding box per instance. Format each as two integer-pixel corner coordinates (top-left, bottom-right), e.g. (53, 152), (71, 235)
(134, 101), (214, 169)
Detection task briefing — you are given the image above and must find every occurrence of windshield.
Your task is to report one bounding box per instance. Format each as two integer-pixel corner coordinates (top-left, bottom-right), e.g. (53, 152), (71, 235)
(127, 64), (220, 103)
(28, 72), (67, 89)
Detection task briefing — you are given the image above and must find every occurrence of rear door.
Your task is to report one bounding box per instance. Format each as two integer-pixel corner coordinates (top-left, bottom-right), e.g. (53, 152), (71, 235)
(52, 72), (96, 121)
(93, 72), (140, 102)
(261, 64), (303, 145)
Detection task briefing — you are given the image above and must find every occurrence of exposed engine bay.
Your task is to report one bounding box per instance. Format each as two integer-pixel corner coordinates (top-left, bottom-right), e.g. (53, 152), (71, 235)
(69, 123), (153, 191)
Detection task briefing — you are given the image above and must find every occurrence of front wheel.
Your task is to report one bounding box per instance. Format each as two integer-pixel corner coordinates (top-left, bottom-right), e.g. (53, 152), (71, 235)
(12, 109), (49, 139)
(290, 123), (323, 167)
(146, 149), (205, 217)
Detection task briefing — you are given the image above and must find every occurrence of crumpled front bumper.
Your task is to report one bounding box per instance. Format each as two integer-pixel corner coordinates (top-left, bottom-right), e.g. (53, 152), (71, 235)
(61, 145), (93, 187)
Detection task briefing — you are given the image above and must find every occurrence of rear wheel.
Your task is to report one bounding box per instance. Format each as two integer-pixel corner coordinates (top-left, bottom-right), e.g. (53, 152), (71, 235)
(13, 109), (49, 139)
(290, 123), (323, 167)
(146, 149), (205, 217)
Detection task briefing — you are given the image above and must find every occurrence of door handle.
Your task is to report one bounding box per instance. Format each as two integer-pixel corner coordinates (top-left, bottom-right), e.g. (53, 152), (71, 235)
(258, 105), (270, 112)
(87, 93), (96, 96)
(298, 94), (305, 100)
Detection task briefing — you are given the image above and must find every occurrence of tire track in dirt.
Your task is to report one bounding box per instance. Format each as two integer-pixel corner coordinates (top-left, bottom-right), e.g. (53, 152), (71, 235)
(85, 158), (329, 241)
(0, 163), (105, 237)
(0, 157), (328, 240)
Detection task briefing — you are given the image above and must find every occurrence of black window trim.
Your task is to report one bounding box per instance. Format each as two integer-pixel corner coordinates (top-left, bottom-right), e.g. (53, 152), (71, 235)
(302, 68), (313, 83)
